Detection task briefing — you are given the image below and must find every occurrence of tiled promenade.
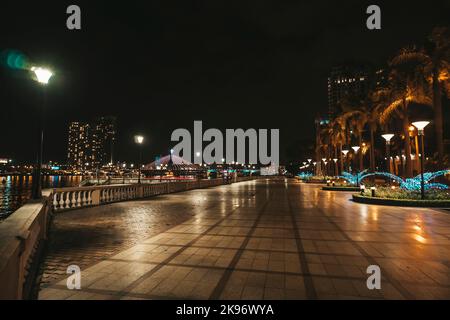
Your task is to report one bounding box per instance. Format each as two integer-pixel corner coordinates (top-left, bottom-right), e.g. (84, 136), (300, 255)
(38, 179), (450, 299)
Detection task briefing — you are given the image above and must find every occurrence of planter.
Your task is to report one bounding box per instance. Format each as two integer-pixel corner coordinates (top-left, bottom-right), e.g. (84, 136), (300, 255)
(322, 186), (360, 192)
(352, 194), (450, 208)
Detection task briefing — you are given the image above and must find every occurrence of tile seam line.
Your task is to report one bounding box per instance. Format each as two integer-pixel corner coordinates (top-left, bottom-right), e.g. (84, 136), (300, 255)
(208, 196), (272, 299)
(117, 185), (261, 298)
(286, 186), (318, 299)
(314, 203), (416, 300)
(38, 184), (256, 290)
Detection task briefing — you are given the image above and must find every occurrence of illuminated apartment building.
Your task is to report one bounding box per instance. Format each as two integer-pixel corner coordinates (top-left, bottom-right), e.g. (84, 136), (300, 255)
(67, 122), (90, 170)
(327, 64), (371, 119)
(67, 116), (116, 170)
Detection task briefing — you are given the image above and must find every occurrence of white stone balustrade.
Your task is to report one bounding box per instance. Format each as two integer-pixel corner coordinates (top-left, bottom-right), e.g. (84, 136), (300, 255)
(52, 177), (257, 212)
(0, 176), (258, 299)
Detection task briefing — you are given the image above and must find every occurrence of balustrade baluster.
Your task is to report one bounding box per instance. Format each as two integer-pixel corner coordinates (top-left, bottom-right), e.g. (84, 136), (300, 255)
(53, 192), (59, 210)
(68, 191), (74, 208)
(62, 192), (68, 209)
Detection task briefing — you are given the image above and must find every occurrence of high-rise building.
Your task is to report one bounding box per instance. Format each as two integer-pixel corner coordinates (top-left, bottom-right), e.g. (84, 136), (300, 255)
(327, 65), (371, 119)
(67, 122), (90, 170)
(67, 116), (116, 170)
(91, 116), (116, 168)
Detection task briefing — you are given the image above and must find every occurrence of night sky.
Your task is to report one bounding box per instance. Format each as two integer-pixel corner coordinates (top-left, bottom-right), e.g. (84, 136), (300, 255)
(1, 0), (449, 165)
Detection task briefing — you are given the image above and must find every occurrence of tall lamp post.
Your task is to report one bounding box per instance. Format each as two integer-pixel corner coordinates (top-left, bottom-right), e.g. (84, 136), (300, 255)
(381, 134), (394, 174)
(333, 158), (338, 177)
(134, 135), (144, 184)
(307, 159), (312, 174)
(351, 146), (360, 172)
(31, 67), (53, 199)
(412, 121), (430, 200)
(351, 146), (361, 186)
(342, 149), (349, 172)
(322, 158), (327, 178)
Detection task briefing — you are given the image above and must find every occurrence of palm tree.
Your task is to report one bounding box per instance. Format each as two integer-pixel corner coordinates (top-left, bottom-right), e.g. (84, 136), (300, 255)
(327, 119), (346, 176)
(338, 97), (368, 172)
(330, 118), (347, 174)
(424, 27), (450, 167)
(368, 88), (391, 172)
(349, 112), (367, 172)
(380, 47), (433, 178)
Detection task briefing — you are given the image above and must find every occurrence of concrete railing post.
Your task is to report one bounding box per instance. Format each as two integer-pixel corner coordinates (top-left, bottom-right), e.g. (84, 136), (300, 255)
(91, 189), (100, 205)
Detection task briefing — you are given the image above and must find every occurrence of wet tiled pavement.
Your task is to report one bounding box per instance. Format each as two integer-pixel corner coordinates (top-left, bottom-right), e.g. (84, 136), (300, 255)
(38, 179), (450, 299)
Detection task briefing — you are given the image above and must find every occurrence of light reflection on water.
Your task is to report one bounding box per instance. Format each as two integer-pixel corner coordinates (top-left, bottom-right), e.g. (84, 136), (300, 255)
(0, 175), (82, 219)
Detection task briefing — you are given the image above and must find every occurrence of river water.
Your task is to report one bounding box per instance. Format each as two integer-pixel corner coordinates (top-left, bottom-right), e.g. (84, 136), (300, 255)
(0, 175), (82, 220)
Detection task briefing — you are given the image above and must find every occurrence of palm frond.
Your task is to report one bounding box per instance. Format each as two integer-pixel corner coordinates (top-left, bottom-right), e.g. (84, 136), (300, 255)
(380, 98), (403, 124)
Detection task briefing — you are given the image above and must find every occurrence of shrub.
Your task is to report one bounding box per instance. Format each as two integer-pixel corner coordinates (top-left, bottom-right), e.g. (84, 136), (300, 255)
(361, 187), (450, 200)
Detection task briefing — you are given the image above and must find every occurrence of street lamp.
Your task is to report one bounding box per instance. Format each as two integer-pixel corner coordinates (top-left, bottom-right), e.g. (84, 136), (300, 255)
(381, 134), (394, 174)
(333, 158), (338, 177)
(412, 121), (430, 200)
(134, 135), (144, 184)
(351, 146), (360, 174)
(341, 149), (349, 172)
(321, 158), (327, 177)
(31, 66), (53, 199)
(32, 67), (53, 84)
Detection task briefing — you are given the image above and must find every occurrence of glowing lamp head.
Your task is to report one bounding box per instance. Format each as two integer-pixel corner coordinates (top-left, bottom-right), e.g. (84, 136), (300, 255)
(307, 159), (312, 163)
(381, 134), (394, 143)
(412, 121), (430, 134)
(352, 146), (360, 153)
(342, 150), (349, 156)
(31, 66), (53, 84)
(196, 152), (201, 157)
(333, 158), (338, 163)
(134, 135), (144, 144)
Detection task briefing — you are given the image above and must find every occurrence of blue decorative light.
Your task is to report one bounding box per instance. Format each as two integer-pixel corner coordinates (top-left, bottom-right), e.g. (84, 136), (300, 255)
(339, 170), (450, 191)
(402, 170), (450, 191)
(338, 170), (370, 186)
(297, 172), (313, 180)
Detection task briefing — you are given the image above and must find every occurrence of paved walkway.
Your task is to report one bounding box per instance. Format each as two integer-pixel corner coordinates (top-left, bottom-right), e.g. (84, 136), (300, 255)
(38, 179), (450, 300)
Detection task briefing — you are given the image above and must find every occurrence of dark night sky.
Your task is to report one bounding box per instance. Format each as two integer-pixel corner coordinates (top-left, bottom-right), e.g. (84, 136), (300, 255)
(1, 0), (449, 164)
